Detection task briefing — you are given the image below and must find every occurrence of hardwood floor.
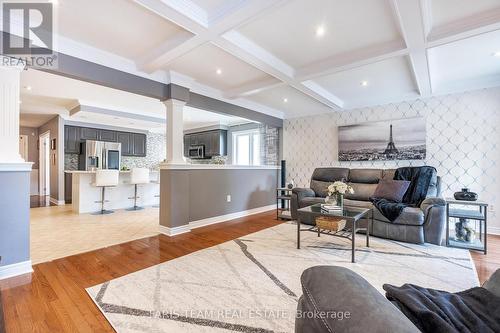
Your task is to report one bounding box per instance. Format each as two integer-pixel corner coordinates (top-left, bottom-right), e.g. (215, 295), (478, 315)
(0, 211), (498, 332)
(471, 234), (500, 285)
(0, 211), (282, 332)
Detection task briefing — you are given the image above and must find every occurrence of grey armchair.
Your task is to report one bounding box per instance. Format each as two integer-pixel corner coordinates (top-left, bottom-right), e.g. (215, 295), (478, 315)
(290, 167), (446, 245)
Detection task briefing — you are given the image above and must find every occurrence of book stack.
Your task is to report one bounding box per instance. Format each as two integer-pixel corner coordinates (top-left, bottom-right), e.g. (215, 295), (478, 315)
(321, 204), (343, 213)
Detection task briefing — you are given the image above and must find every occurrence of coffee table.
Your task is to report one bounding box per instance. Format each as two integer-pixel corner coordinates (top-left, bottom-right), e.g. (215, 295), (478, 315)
(297, 204), (371, 263)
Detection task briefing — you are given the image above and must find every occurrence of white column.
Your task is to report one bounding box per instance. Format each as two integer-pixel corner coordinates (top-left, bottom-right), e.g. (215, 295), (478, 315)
(0, 57), (24, 163)
(163, 99), (186, 165)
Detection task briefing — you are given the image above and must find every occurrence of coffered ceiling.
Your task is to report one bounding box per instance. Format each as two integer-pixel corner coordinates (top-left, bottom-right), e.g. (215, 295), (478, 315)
(7, 0), (500, 119)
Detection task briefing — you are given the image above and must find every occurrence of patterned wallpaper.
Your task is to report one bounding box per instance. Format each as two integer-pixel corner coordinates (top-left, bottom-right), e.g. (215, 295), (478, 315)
(283, 87), (500, 233)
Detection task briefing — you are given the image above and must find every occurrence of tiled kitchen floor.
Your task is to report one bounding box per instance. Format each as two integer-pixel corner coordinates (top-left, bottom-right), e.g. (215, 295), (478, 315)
(30, 205), (160, 264)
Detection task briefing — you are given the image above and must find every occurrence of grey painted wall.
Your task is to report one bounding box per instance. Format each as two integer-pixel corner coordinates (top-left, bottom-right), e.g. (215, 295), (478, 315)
(160, 168), (278, 228)
(0, 171), (30, 266)
(20, 127), (39, 169)
(38, 116), (64, 202)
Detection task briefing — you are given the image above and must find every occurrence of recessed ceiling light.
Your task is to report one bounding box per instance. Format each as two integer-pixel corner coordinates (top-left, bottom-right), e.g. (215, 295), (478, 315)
(25, 85), (32, 91)
(283, 98), (288, 103)
(216, 68), (222, 75)
(18, 100), (22, 104)
(493, 51), (500, 57)
(315, 25), (325, 37)
(360, 80), (369, 87)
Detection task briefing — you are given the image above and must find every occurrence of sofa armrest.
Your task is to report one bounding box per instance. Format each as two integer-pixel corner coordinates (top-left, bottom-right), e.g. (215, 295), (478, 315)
(420, 197), (446, 211)
(483, 269), (500, 297)
(296, 266), (419, 333)
(421, 197), (446, 245)
(292, 188), (316, 200)
(291, 188), (316, 220)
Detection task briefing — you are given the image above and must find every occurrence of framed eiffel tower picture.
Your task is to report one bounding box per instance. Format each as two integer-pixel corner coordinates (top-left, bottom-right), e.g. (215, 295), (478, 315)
(338, 117), (426, 161)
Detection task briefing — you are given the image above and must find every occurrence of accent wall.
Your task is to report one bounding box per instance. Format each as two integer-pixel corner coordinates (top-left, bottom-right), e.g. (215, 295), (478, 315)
(283, 87), (500, 234)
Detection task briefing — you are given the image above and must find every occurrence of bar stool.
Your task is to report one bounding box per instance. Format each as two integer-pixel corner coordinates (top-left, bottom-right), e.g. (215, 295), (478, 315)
(93, 169), (119, 215)
(151, 172), (160, 208)
(127, 168), (150, 211)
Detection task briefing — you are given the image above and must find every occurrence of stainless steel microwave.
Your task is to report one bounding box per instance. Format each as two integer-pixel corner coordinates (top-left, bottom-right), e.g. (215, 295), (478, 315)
(188, 145), (205, 159)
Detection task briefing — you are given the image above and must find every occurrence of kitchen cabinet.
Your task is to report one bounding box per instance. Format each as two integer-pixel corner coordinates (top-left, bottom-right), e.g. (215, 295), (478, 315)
(80, 127), (99, 141)
(117, 132), (133, 156)
(64, 126), (147, 157)
(64, 126), (80, 154)
(132, 133), (147, 157)
(183, 129), (227, 158)
(98, 129), (117, 142)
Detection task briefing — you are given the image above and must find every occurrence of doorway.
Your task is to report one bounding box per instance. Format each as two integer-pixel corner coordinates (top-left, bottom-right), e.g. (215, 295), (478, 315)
(39, 131), (50, 197)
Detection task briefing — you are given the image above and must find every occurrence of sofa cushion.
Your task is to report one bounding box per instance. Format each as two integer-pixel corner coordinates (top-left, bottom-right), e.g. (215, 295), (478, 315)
(299, 196), (326, 208)
(344, 199), (374, 209)
(344, 182), (378, 201)
(310, 180), (331, 198)
(373, 206), (425, 226)
(349, 169), (383, 184)
(382, 169), (396, 180)
(372, 179), (411, 203)
(311, 167), (349, 182)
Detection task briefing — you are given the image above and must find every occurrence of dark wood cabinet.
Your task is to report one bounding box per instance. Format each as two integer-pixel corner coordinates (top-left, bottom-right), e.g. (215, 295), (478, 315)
(131, 133), (147, 157)
(64, 126), (80, 154)
(183, 129), (227, 158)
(80, 127), (99, 141)
(117, 132), (132, 156)
(64, 126), (147, 157)
(98, 129), (117, 142)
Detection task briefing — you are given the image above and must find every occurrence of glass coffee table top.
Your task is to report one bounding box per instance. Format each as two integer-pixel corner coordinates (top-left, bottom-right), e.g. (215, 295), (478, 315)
(298, 203), (369, 221)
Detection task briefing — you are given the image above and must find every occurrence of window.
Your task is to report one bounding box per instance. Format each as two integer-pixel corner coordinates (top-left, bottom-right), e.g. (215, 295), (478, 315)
(232, 129), (261, 166)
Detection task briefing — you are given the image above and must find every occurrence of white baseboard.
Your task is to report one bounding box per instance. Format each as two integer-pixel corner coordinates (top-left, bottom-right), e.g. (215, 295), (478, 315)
(159, 225), (191, 237)
(488, 226), (500, 235)
(0, 260), (33, 280)
(50, 197), (66, 206)
(189, 205), (275, 230)
(159, 205), (275, 237)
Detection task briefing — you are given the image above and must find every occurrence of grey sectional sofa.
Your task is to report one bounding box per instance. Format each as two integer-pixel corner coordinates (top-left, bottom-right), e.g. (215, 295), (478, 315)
(290, 167), (446, 245)
(295, 266), (500, 333)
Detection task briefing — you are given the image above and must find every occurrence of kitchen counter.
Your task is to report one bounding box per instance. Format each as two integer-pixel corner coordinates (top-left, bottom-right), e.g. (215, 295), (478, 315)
(159, 164), (280, 170)
(68, 170), (160, 214)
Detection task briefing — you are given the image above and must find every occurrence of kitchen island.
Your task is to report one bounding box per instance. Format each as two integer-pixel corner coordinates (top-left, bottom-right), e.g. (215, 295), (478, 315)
(66, 170), (160, 214)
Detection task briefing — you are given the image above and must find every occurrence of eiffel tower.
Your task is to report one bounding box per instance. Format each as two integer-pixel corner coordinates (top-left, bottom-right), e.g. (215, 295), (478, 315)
(384, 124), (398, 154)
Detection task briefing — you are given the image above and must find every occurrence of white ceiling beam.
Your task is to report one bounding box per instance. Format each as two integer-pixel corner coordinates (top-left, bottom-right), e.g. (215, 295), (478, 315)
(216, 31), (342, 109)
(134, 0), (285, 72)
(137, 0), (342, 108)
(223, 77), (284, 99)
(295, 40), (408, 81)
(427, 8), (500, 48)
(391, 0), (432, 97)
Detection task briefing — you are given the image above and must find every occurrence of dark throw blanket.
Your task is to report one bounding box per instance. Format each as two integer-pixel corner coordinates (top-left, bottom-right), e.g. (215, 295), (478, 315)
(371, 166), (436, 222)
(383, 284), (500, 333)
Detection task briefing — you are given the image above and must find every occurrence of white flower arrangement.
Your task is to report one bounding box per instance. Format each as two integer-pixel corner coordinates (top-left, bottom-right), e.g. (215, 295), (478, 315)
(328, 181), (354, 196)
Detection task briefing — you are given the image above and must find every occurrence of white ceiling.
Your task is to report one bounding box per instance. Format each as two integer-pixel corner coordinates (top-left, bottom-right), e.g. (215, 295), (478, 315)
(237, 0), (402, 68)
(9, 0), (500, 120)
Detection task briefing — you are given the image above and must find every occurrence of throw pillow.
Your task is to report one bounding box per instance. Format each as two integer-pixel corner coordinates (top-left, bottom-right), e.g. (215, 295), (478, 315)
(372, 179), (410, 203)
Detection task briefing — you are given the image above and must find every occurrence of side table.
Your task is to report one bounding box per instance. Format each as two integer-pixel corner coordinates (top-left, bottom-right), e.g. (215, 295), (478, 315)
(446, 198), (488, 254)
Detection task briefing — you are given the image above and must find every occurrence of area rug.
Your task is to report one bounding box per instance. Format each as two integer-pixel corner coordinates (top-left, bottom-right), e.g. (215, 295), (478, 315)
(87, 222), (479, 333)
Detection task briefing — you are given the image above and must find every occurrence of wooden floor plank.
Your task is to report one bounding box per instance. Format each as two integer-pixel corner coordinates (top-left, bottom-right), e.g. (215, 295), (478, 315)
(0, 211), (498, 332)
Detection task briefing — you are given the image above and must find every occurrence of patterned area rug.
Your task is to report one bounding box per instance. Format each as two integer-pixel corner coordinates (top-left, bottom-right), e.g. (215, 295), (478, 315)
(87, 222), (478, 333)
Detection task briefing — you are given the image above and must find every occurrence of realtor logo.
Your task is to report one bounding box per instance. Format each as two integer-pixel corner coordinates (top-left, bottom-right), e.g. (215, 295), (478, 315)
(2, 2), (53, 54)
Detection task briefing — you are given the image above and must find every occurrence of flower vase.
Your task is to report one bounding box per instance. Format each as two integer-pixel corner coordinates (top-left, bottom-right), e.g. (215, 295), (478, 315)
(336, 193), (344, 209)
